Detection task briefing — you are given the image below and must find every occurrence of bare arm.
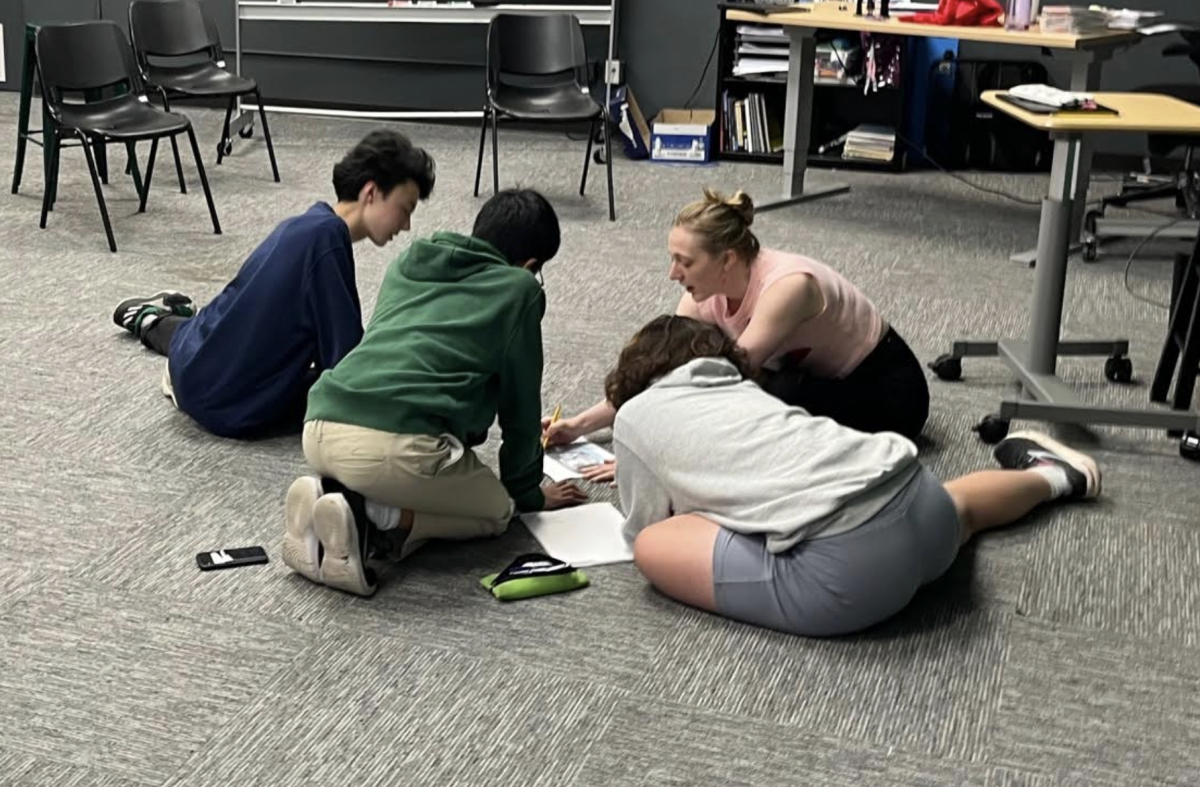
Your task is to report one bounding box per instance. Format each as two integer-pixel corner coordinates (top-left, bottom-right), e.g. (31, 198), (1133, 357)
(736, 274), (825, 370)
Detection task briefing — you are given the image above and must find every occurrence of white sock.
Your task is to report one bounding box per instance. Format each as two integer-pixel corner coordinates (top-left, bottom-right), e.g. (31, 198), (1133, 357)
(1030, 464), (1071, 499)
(365, 499), (401, 531)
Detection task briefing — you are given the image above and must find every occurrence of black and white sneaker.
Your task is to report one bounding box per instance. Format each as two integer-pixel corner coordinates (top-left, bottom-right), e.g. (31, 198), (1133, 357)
(993, 431), (1101, 499)
(112, 291), (194, 335)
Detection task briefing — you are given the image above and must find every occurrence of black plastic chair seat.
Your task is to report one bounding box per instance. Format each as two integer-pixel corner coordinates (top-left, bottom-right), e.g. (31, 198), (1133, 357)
(492, 84), (601, 121)
(145, 62), (257, 97)
(57, 94), (190, 140)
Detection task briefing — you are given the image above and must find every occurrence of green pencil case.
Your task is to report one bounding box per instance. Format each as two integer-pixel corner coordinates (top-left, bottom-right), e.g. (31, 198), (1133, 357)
(481, 553), (589, 601)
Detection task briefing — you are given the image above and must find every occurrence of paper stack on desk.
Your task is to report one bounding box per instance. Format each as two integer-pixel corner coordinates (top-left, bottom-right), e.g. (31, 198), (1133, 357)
(1039, 6), (1110, 34)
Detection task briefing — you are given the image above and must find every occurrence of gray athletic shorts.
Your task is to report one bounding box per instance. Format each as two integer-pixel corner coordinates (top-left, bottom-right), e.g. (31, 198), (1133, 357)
(712, 467), (961, 637)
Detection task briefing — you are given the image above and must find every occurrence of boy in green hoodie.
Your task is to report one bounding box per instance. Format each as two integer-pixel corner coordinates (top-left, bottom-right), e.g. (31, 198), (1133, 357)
(283, 189), (588, 596)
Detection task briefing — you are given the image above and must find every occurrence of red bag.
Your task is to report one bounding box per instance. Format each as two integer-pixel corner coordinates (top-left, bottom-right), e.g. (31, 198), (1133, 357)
(899, 0), (1004, 26)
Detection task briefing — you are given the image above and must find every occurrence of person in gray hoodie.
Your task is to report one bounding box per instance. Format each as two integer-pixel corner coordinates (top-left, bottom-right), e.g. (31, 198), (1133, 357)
(608, 315), (1102, 637)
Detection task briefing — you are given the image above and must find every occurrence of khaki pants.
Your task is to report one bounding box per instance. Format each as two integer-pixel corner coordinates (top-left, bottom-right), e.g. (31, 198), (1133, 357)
(302, 420), (515, 559)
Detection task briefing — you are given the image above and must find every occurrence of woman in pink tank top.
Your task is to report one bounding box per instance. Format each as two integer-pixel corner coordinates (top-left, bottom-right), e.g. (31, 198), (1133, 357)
(545, 188), (929, 481)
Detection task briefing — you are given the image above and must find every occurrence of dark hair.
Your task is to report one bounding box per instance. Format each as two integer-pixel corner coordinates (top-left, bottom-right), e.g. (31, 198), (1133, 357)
(603, 316), (757, 411)
(472, 188), (561, 266)
(332, 129), (436, 202)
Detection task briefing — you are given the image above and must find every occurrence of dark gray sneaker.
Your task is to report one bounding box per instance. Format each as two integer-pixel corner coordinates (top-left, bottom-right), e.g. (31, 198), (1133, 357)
(993, 431), (1101, 499)
(112, 291), (194, 336)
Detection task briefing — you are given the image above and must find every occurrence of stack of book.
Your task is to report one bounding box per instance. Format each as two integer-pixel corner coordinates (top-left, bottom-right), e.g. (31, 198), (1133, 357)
(842, 124), (895, 163)
(721, 92), (783, 155)
(731, 24), (789, 78)
(1039, 6), (1110, 34)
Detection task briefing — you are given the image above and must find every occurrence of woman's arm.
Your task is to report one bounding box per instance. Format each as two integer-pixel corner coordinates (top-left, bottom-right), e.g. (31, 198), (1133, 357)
(736, 274), (825, 370)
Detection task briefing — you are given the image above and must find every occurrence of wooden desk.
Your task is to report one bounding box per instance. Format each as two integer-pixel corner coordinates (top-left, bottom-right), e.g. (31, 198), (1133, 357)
(936, 91), (1200, 440)
(727, 4), (1138, 50)
(726, 2), (1141, 259)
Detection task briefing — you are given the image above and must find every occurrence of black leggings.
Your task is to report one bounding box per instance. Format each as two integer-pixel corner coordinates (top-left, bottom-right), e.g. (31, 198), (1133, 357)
(760, 327), (930, 441)
(142, 314), (189, 357)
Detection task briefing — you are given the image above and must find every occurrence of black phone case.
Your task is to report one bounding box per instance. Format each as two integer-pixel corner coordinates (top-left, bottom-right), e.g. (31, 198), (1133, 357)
(196, 546), (270, 571)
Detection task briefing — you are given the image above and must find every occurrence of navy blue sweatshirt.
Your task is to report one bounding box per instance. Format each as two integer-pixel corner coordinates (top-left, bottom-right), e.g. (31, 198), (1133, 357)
(168, 202), (363, 438)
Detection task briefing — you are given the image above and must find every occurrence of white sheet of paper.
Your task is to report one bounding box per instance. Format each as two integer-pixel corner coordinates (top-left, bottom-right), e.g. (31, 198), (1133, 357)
(542, 438), (615, 482)
(519, 502), (632, 567)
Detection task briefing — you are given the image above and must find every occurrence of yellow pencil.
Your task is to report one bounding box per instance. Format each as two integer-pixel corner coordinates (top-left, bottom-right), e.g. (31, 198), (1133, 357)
(543, 403), (562, 449)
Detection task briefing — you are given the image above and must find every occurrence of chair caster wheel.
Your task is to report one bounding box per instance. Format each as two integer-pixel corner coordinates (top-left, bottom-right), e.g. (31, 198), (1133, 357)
(1082, 240), (1098, 262)
(1104, 355), (1133, 383)
(973, 415), (1010, 444)
(218, 140), (233, 158)
(1084, 208), (1101, 235)
(593, 150), (606, 165)
(1181, 431), (1200, 462)
(928, 354), (962, 382)
(238, 124), (254, 139)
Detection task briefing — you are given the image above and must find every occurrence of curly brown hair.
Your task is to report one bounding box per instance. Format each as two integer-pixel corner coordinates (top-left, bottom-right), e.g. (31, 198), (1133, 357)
(604, 316), (757, 411)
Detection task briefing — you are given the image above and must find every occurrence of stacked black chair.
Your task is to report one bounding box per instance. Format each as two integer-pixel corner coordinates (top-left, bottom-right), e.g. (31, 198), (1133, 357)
(35, 20), (221, 252)
(129, 0), (280, 192)
(473, 13), (615, 222)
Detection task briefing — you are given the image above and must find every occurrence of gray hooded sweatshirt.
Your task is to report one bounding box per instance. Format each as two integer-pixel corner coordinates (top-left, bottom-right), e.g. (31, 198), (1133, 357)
(614, 357), (921, 553)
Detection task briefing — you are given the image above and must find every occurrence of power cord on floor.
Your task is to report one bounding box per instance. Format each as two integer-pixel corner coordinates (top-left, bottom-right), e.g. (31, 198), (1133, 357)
(1121, 218), (1182, 311)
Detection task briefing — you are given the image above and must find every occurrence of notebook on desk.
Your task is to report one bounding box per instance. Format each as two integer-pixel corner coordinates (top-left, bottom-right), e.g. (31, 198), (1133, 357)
(997, 93), (1119, 116)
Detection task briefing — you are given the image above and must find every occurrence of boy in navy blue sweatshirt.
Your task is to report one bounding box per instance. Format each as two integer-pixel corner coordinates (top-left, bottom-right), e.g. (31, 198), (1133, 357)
(111, 130), (435, 439)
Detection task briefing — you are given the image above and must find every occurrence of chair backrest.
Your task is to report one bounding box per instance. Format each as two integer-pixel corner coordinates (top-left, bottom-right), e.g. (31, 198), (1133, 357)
(35, 21), (142, 96)
(129, 0), (220, 61)
(486, 13), (588, 83)
(23, 0), (101, 26)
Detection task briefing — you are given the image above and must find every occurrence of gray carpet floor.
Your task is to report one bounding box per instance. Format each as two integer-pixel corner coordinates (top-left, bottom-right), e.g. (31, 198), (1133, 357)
(1, 91), (1199, 787)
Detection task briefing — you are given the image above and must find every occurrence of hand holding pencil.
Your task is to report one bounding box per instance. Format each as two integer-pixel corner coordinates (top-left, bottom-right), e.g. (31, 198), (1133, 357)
(541, 404), (582, 448)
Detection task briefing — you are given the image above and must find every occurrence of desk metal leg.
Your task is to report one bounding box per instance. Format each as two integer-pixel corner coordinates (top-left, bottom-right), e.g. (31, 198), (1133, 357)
(939, 131), (1200, 441)
(756, 27), (849, 213)
(1010, 51), (1108, 266)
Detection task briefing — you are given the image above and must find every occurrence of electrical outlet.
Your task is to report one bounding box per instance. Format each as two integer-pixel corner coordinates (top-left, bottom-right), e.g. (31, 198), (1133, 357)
(605, 60), (622, 85)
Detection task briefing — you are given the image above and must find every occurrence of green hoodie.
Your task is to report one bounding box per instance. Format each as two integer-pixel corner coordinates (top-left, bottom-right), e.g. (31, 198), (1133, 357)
(305, 231), (546, 511)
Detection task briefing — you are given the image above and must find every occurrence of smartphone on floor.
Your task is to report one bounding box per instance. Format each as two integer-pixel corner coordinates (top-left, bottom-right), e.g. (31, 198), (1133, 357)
(196, 546), (270, 571)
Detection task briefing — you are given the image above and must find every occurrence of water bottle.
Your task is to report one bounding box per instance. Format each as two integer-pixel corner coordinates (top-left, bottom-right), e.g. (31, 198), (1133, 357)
(1005, 0), (1033, 30)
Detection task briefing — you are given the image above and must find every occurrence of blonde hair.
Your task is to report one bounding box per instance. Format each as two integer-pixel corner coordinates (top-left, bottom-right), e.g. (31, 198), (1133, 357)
(673, 188), (760, 263)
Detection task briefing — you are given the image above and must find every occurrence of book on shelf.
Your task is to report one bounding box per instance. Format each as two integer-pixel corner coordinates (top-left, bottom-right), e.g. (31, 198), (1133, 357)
(721, 90), (783, 155)
(842, 124), (895, 163)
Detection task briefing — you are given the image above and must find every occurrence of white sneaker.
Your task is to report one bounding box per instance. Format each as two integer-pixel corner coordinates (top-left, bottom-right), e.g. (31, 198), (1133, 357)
(313, 493), (378, 597)
(282, 476), (324, 584)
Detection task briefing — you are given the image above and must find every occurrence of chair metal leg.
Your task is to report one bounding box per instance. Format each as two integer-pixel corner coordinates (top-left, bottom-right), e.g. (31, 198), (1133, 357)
(185, 127), (222, 236)
(473, 107), (489, 198)
(46, 124), (61, 211)
(38, 133), (58, 230)
(580, 119), (595, 197)
(44, 103), (58, 208)
(12, 34), (36, 195)
(217, 96), (235, 166)
(81, 136), (118, 253)
(254, 90), (281, 183)
(139, 139), (159, 214)
(126, 141), (144, 202)
(603, 113), (615, 222)
(159, 91), (187, 194)
(491, 108), (500, 196)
